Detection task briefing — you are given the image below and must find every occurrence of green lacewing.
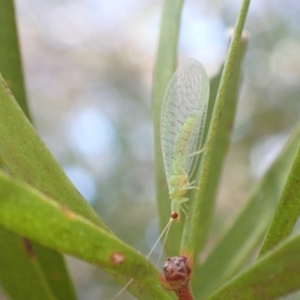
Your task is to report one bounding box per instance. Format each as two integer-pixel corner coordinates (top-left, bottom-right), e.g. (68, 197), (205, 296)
(110, 59), (209, 300)
(161, 58), (209, 223)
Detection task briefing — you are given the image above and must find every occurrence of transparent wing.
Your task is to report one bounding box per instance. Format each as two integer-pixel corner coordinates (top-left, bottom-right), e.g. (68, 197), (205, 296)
(161, 59), (210, 187)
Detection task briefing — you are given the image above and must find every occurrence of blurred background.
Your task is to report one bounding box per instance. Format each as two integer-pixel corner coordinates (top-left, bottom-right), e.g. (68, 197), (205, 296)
(1, 0), (300, 299)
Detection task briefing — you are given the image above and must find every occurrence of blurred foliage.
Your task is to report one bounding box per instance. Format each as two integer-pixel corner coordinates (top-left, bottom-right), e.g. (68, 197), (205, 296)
(1, 0), (300, 299)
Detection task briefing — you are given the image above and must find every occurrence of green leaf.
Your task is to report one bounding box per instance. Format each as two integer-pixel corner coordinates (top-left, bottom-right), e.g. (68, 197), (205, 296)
(32, 243), (77, 300)
(152, 0), (184, 256)
(0, 0), (30, 119)
(0, 72), (108, 229)
(207, 232), (300, 300)
(191, 32), (249, 298)
(194, 31), (249, 256)
(259, 142), (300, 256)
(180, 0), (251, 259)
(0, 2), (76, 299)
(0, 229), (56, 300)
(0, 170), (173, 300)
(195, 121), (300, 299)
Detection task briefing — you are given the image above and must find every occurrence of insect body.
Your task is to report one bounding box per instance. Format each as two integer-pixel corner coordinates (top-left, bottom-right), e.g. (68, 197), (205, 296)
(161, 59), (210, 222)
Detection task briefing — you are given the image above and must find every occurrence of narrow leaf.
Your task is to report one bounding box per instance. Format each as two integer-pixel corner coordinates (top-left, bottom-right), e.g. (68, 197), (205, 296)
(195, 121), (300, 299)
(0, 170), (173, 300)
(0, 0), (30, 118)
(194, 31), (249, 255)
(207, 232), (300, 300)
(180, 0), (251, 260)
(0, 2), (76, 298)
(152, 0), (185, 256)
(259, 142), (300, 256)
(0, 72), (108, 229)
(0, 229), (56, 300)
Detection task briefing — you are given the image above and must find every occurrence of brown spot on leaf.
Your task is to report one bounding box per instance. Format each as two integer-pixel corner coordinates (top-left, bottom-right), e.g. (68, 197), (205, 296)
(60, 204), (76, 218)
(110, 252), (126, 265)
(2, 80), (12, 96)
(22, 238), (35, 258)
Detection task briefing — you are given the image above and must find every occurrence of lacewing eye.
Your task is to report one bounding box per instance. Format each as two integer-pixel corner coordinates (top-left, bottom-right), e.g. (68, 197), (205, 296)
(171, 212), (178, 219)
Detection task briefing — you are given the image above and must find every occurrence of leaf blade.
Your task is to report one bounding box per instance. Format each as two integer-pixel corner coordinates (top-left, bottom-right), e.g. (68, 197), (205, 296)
(259, 142), (300, 256)
(0, 229), (56, 300)
(0, 170), (173, 300)
(0, 2), (76, 298)
(152, 0), (185, 256)
(207, 233), (300, 300)
(180, 0), (251, 260)
(195, 120), (300, 299)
